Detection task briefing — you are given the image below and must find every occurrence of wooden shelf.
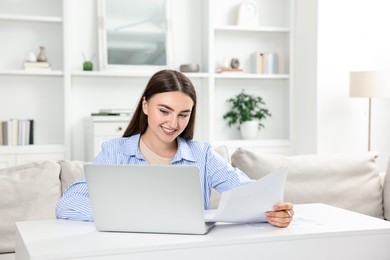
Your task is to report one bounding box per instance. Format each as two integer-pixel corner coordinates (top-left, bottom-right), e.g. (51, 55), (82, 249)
(214, 73), (289, 79)
(0, 14), (62, 23)
(0, 144), (65, 154)
(71, 71), (209, 78)
(214, 25), (290, 33)
(212, 139), (291, 147)
(0, 70), (63, 76)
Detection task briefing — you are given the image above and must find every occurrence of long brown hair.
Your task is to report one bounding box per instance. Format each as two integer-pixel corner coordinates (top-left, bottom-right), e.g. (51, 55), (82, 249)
(123, 70), (197, 140)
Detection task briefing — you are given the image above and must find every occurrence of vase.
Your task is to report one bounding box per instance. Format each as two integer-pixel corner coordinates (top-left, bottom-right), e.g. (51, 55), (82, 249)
(240, 121), (258, 140)
(83, 61), (93, 71)
(37, 46), (47, 62)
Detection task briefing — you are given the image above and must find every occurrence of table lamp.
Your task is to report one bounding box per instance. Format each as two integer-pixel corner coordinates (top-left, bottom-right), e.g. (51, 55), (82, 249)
(349, 71), (390, 151)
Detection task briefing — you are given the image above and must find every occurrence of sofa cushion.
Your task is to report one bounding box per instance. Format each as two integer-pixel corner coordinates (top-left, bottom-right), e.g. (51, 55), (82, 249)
(214, 145), (230, 164)
(384, 158), (390, 220)
(58, 160), (89, 194)
(0, 161), (61, 254)
(230, 148), (384, 219)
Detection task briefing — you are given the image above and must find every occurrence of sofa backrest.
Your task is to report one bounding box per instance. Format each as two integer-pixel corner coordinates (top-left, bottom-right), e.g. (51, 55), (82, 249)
(0, 161), (61, 254)
(229, 148), (384, 219)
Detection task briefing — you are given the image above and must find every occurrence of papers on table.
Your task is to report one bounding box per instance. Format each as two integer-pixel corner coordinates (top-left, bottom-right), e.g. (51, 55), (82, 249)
(206, 167), (288, 223)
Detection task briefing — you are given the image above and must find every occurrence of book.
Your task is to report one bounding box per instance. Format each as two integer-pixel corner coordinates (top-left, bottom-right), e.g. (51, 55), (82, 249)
(9, 119), (18, 146)
(0, 121), (2, 145)
(92, 108), (133, 117)
(24, 62), (52, 71)
(91, 112), (124, 116)
(17, 119), (31, 145)
(265, 53), (278, 74)
(1, 121), (7, 145)
(216, 67), (244, 74)
(29, 119), (34, 145)
(251, 51), (264, 74)
(24, 62), (51, 68)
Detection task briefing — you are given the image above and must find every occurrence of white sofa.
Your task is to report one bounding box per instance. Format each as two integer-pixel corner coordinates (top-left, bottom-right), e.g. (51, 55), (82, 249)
(1, 148), (389, 259)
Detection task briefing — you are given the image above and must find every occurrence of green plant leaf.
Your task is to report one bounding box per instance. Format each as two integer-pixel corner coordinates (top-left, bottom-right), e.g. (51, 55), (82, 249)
(222, 89), (271, 130)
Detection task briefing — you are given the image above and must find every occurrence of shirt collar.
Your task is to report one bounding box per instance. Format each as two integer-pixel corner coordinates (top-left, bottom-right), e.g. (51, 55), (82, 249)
(119, 134), (143, 159)
(172, 137), (196, 163)
(119, 134), (196, 163)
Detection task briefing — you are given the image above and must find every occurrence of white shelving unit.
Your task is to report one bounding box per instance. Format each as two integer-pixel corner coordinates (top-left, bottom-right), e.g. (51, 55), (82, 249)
(0, 0), (67, 168)
(207, 0), (293, 154)
(0, 0), (294, 163)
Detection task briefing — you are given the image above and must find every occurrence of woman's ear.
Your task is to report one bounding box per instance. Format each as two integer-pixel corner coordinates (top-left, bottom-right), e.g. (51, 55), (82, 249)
(142, 97), (148, 115)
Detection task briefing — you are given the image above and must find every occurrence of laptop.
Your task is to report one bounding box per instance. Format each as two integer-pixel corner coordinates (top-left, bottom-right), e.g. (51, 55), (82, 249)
(84, 164), (215, 235)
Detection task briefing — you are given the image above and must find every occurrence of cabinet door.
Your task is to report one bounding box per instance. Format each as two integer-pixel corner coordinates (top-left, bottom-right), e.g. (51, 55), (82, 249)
(89, 121), (128, 161)
(94, 122), (127, 136)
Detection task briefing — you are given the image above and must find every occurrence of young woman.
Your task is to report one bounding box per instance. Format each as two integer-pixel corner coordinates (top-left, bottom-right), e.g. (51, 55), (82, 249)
(56, 69), (294, 227)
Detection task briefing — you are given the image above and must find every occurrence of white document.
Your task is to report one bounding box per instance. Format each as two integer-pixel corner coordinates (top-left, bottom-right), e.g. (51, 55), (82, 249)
(206, 167), (288, 223)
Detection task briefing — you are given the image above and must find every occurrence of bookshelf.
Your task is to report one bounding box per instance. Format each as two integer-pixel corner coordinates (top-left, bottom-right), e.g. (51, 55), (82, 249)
(0, 0), (294, 164)
(0, 0), (66, 167)
(207, 0), (293, 154)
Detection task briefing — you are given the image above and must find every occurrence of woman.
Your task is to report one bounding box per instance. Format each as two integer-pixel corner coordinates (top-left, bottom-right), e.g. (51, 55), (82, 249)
(56, 69), (294, 227)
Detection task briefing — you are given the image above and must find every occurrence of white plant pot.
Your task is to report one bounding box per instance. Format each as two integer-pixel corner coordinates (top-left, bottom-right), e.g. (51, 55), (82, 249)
(240, 121), (259, 140)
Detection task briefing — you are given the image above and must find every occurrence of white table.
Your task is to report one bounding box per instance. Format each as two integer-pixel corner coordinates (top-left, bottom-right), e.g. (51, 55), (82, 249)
(15, 203), (390, 260)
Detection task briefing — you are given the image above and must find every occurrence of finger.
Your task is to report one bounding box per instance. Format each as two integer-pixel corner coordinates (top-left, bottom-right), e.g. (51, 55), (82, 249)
(266, 209), (293, 219)
(266, 214), (291, 228)
(273, 202), (294, 211)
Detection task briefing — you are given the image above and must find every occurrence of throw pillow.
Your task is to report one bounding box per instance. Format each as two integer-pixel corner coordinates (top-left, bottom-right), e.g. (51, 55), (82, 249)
(213, 145), (230, 163)
(59, 160), (89, 194)
(0, 161), (61, 253)
(230, 148), (384, 219)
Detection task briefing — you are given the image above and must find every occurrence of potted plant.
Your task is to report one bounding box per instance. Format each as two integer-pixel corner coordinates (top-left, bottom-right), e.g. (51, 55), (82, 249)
(223, 89), (271, 139)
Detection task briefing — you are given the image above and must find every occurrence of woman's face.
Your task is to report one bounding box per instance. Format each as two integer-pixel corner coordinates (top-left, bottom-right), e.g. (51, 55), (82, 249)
(142, 91), (193, 145)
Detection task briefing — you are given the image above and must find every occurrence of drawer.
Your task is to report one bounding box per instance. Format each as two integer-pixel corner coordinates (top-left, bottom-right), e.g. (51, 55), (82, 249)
(94, 122), (128, 136)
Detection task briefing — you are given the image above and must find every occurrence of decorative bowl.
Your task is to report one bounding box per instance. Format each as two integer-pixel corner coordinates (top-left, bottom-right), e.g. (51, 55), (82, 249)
(179, 64), (200, 73)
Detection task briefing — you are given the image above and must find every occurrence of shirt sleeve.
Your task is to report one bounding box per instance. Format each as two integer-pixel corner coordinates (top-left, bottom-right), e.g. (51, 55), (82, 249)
(205, 144), (253, 192)
(56, 178), (94, 221)
(93, 140), (111, 164)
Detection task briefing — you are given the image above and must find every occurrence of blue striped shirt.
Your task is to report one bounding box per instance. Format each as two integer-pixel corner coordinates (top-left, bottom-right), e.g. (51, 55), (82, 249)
(56, 134), (252, 221)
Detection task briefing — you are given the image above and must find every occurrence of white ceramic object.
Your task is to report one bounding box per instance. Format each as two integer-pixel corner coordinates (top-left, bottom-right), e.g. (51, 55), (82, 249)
(240, 120), (259, 139)
(26, 51), (37, 62)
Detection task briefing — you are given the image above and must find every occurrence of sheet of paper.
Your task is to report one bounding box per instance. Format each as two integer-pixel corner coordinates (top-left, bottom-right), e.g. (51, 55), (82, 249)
(206, 167), (288, 223)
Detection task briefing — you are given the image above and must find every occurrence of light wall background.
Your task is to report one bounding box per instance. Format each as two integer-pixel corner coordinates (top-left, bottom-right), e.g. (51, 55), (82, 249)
(294, 0), (390, 172)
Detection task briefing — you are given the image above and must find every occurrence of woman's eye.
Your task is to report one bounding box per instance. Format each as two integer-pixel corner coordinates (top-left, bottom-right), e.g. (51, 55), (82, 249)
(179, 114), (189, 118)
(159, 109), (169, 115)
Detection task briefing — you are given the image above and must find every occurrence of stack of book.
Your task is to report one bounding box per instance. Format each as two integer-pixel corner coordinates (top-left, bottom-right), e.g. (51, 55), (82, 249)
(217, 67), (244, 73)
(24, 62), (52, 71)
(91, 109), (133, 117)
(0, 119), (34, 146)
(251, 52), (278, 74)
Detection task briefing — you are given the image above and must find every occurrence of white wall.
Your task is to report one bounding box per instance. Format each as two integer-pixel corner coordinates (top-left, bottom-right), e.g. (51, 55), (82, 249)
(317, 0), (390, 171)
(292, 0), (318, 154)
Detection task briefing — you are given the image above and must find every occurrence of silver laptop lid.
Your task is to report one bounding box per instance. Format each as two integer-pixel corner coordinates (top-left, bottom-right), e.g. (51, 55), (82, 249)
(85, 164), (214, 235)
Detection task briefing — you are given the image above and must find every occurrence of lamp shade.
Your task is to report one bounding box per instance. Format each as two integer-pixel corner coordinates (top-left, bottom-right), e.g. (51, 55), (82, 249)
(349, 71), (390, 97)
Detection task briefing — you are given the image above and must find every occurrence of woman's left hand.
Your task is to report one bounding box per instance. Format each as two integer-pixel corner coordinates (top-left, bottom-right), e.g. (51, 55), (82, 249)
(265, 202), (294, 228)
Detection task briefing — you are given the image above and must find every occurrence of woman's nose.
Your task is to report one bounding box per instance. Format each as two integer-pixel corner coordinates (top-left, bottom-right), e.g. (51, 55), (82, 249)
(167, 115), (178, 128)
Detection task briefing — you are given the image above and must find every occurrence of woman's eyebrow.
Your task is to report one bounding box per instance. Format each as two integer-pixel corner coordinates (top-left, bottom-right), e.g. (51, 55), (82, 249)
(158, 104), (192, 113)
